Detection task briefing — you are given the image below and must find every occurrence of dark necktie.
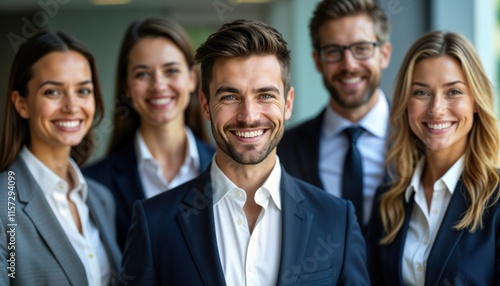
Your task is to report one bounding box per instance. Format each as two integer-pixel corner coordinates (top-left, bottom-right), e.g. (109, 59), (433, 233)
(342, 126), (364, 226)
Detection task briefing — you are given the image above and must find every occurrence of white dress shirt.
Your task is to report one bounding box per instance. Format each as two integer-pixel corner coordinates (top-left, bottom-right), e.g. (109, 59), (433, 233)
(402, 156), (464, 286)
(211, 156), (282, 286)
(20, 146), (111, 286)
(319, 90), (390, 224)
(136, 127), (200, 199)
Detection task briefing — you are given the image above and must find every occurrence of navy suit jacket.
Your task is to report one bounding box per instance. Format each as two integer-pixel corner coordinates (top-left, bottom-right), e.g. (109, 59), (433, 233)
(278, 110), (325, 189)
(366, 180), (500, 285)
(122, 165), (369, 285)
(83, 137), (214, 250)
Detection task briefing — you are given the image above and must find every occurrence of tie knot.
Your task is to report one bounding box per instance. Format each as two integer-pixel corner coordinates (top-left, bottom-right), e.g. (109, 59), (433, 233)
(344, 126), (364, 144)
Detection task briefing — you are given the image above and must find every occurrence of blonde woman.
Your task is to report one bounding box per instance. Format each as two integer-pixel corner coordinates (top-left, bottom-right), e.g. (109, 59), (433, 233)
(366, 31), (500, 285)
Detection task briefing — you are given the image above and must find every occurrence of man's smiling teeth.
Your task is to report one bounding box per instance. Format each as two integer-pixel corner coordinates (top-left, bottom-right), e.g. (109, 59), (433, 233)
(427, 122), (451, 130)
(342, 77), (361, 84)
(234, 130), (264, 138)
(54, 120), (80, 128)
(150, 98), (173, 105)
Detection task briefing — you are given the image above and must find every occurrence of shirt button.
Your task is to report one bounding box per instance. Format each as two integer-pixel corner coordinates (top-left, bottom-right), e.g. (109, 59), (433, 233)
(236, 192), (242, 198)
(237, 219), (243, 225)
(88, 253), (94, 259)
(432, 209), (439, 215)
(423, 239), (429, 245)
(58, 182), (65, 189)
(417, 264), (423, 271)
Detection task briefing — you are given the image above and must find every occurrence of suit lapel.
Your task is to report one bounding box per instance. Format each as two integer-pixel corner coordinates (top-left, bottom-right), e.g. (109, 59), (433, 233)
(86, 187), (121, 271)
(425, 181), (468, 285)
(296, 111), (324, 189)
(14, 159), (87, 286)
(277, 170), (313, 284)
(114, 145), (145, 205)
(177, 170), (226, 286)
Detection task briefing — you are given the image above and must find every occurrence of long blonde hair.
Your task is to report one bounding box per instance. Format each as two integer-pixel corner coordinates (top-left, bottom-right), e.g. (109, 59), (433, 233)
(380, 31), (500, 244)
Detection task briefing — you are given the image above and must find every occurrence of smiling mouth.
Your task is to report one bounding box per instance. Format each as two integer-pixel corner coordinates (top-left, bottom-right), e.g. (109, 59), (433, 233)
(233, 130), (265, 138)
(341, 77), (362, 84)
(149, 98), (173, 105)
(426, 122), (452, 130)
(53, 120), (81, 128)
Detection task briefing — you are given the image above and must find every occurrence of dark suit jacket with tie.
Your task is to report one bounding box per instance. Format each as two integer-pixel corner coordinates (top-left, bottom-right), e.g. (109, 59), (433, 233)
(0, 157), (121, 286)
(366, 180), (500, 286)
(278, 110), (325, 189)
(82, 138), (214, 250)
(122, 165), (369, 285)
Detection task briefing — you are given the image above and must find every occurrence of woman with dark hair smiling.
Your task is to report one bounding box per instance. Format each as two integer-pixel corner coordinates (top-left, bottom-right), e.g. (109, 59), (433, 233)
(83, 16), (214, 250)
(0, 31), (120, 286)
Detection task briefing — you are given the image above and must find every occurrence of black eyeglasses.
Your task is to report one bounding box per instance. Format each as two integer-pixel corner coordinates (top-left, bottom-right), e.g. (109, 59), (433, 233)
(318, 42), (381, 63)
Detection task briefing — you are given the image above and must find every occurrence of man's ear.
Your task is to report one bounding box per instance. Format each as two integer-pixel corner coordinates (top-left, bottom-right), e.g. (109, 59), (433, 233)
(188, 66), (198, 94)
(284, 87), (294, 121)
(380, 41), (392, 70)
(312, 50), (323, 73)
(199, 90), (210, 120)
(11, 91), (29, 119)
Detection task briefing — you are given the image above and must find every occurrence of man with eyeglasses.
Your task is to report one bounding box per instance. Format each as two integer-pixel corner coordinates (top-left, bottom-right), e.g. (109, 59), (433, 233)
(278, 0), (392, 231)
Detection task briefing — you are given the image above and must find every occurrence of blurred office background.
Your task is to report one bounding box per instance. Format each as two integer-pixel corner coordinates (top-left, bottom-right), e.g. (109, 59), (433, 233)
(0, 0), (497, 163)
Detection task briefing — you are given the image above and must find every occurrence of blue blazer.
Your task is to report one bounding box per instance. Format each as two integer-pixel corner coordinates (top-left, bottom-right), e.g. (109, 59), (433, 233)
(122, 166), (369, 286)
(366, 180), (500, 285)
(0, 157), (121, 286)
(82, 138), (214, 250)
(278, 110), (325, 189)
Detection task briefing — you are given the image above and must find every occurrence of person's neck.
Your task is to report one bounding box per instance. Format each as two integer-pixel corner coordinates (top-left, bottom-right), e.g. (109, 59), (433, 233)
(28, 144), (71, 182)
(140, 121), (187, 161)
(215, 152), (276, 196)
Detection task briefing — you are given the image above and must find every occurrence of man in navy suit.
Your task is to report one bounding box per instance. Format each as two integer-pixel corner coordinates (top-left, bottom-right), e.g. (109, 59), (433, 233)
(278, 0), (392, 228)
(122, 19), (369, 285)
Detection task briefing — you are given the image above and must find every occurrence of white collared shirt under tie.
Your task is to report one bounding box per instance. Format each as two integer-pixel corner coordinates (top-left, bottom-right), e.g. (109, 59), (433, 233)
(20, 146), (111, 286)
(402, 156), (464, 286)
(211, 156), (282, 286)
(319, 89), (390, 225)
(136, 127), (201, 199)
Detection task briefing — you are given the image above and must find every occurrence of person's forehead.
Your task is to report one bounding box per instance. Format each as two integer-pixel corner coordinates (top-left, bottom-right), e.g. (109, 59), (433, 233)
(318, 14), (377, 44)
(210, 55), (284, 90)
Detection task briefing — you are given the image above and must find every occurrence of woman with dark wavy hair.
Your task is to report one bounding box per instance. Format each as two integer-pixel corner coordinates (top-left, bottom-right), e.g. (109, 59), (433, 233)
(0, 31), (120, 286)
(366, 31), (500, 285)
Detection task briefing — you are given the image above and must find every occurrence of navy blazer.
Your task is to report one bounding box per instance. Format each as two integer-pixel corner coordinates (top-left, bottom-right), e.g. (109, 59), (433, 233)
(366, 181), (500, 285)
(122, 165), (369, 285)
(0, 157), (121, 286)
(278, 110), (325, 189)
(83, 137), (214, 250)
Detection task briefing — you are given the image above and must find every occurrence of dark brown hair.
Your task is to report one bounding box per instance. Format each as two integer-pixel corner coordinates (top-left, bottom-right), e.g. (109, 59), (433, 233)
(107, 16), (209, 153)
(309, 0), (390, 49)
(195, 19), (291, 99)
(0, 31), (104, 171)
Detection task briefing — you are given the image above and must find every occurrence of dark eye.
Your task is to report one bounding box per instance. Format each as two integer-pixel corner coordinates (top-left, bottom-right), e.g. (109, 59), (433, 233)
(220, 95), (236, 101)
(135, 71), (150, 79)
(43, 89), (60, 96)
(259, 93), (275, 99)
(79, 88), (93, 95)
(412, 90), (428, 96)
(449, 89), (463, 95)
(165, 68), (180, 76)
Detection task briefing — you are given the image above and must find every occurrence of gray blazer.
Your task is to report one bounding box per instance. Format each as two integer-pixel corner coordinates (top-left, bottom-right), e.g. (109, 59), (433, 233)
(0, 157), (121, 286)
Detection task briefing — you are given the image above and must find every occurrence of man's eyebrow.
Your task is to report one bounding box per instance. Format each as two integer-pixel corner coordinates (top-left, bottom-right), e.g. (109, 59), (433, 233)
(215, 86), (240, 96)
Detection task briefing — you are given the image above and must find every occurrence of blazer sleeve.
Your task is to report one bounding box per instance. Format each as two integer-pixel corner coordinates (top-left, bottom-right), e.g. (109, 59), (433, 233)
(338, 201), (370, 286)
(122, 200), (157, 286)
(0, 216), (9, 285)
